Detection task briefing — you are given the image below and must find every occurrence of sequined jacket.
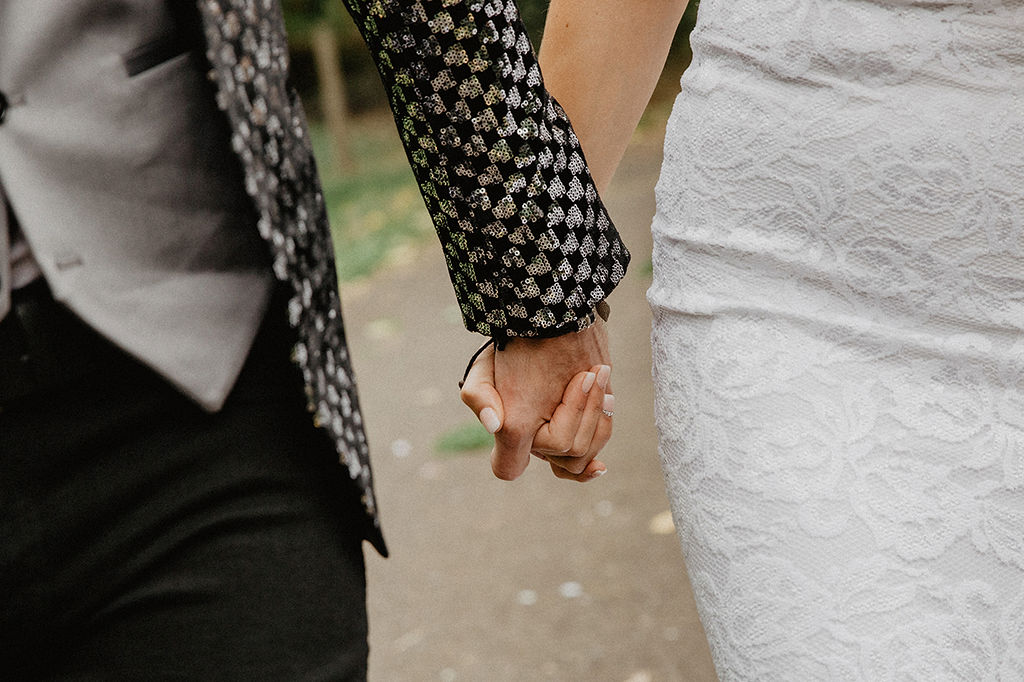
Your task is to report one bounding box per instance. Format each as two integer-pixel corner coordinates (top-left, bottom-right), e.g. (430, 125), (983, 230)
(197, 0), (630, 547)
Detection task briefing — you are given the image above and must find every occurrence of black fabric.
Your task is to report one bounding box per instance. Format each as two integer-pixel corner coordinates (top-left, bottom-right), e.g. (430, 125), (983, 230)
(340, 0), (630, 339)
(0, 283), (370, 681)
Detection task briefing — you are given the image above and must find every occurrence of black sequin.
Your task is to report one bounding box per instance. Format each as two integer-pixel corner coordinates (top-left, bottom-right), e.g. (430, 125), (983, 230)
(196, 0), (629, 529)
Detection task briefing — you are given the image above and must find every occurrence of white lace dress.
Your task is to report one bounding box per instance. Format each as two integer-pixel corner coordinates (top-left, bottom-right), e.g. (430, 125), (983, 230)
(648, 0), (1024, 678)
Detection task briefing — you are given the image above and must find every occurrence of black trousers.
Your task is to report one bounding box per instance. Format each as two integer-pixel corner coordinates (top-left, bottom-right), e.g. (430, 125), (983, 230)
(0, 281), (369, 680)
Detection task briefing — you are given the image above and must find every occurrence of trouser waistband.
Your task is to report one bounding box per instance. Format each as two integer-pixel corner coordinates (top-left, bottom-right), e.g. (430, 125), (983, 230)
(0, 279), (116, 404)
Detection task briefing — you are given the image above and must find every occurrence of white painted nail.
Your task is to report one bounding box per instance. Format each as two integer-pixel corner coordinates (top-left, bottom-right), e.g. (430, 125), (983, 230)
(479, 407), (500, 434)
(596, 364), (611, 390)
(602, 394), (615, 417)
(581, 371), (597, 394)
(590, 468), (607, 479)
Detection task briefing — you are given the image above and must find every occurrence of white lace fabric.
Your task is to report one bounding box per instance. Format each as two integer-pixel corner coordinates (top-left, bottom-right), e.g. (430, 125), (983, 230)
(649, 0), (1024, 678)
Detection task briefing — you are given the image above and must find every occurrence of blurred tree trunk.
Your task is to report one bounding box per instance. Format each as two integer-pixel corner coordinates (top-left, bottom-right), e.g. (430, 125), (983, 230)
(310, 21), (353, 173)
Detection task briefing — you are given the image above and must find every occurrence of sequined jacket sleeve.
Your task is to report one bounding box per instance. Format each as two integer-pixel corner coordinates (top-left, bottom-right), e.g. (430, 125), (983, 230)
(343, 0), (630, 340)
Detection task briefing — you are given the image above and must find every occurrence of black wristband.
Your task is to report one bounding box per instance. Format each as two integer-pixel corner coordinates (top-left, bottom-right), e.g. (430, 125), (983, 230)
(457, 300), (610, 389)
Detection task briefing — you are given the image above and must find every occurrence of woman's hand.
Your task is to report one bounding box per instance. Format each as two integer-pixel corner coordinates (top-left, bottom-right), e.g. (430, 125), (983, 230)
(530, 364), (613, 482)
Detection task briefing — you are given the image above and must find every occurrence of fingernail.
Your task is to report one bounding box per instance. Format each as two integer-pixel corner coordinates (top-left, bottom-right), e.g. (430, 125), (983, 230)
(596, 365), (611, 390)
(581, 372), (597, 394)
(590, 468), (607, 479)
(479, 407), (500, 434)
(602, 394), (615, 416)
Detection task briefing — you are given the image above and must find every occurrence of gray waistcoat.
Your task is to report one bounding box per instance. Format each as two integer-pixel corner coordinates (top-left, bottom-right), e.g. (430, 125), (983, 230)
(0, 0), (274, 411)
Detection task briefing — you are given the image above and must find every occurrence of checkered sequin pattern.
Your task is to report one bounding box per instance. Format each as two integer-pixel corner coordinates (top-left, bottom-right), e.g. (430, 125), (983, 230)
(197, 0), (380, 532)
(195, 0), (629, 534)
(343, 0), (630, 339)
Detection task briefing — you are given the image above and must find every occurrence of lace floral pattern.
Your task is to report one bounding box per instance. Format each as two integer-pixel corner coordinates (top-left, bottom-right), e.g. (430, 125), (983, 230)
(649, 0), (1024, 678)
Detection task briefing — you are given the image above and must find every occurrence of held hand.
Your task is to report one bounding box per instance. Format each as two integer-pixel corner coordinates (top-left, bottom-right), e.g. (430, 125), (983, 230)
(460, 319), (613, 482)
(531, 365), (613, 482)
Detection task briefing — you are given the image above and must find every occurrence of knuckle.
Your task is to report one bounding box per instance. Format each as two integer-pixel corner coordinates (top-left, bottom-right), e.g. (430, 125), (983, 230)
(502, 418), (528, 434)
(491, 445), (524, 481)
(552, 436), (573, 454)
(492, 464), (520, 481)
(509, 429), (534, 446)
(552, 466), (572, 481)
(565, 459), (587, 475)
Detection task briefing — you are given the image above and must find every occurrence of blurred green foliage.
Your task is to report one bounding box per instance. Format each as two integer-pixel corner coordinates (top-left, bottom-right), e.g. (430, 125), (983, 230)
(310, 119), (433, 281)
(282, 0), (700, 114)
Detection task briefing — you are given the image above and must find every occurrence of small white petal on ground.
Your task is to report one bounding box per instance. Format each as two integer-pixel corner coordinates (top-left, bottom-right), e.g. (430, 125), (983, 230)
(516, 589), (538, 606)
(390, 439), (413, 458)
(418, 461), (442, 480)
(648, 510), (676, 535)
(394, 628), (424, 653)
(558, 581), (584, 599)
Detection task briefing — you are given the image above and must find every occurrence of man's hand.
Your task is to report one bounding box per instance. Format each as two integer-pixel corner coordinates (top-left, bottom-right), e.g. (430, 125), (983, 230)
(460, 319), (614, 482)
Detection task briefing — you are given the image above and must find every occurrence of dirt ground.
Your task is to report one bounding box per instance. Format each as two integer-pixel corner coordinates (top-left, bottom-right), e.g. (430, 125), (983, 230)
(341, 122), (719, 681)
